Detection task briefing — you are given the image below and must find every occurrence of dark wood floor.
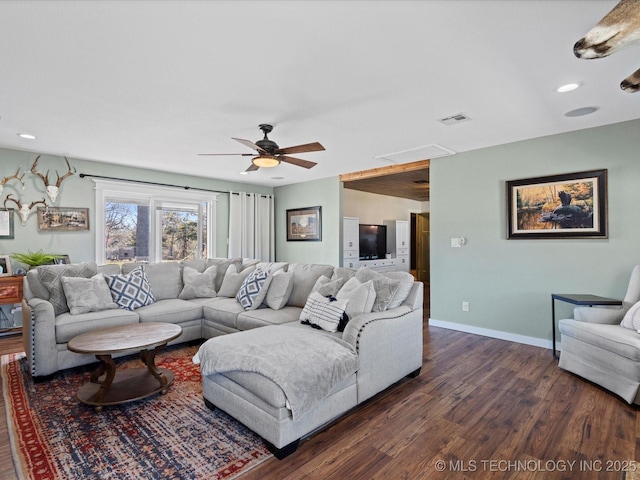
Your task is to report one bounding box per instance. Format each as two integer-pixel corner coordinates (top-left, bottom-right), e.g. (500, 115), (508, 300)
(1, 320), (639, 480)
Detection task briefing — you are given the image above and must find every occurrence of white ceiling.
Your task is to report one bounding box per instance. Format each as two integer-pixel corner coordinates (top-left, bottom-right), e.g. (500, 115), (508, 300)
(1, 0), (637, 188)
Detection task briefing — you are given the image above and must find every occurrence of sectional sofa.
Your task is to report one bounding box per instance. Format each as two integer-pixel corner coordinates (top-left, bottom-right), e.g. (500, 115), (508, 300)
(21, 257), (424, 457)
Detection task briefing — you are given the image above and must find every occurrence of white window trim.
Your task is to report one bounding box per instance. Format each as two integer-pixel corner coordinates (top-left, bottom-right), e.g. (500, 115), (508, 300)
(93, 179), (218, 264)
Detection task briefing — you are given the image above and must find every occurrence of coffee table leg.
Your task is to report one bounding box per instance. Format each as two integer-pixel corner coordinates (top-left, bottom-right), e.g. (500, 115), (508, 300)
(92, 354), (117, 411)
(140, 345), (169, 393)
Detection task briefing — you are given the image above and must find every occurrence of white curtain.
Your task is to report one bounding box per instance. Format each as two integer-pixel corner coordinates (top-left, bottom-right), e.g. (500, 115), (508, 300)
(228, 192), (275, 261)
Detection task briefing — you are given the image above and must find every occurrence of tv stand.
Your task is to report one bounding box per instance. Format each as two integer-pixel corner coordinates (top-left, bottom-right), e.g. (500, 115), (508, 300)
(358, 258), (398, 272)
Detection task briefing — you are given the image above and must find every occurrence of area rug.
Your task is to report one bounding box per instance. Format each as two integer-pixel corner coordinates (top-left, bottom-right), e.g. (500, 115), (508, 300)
(1, 344), (272, 480)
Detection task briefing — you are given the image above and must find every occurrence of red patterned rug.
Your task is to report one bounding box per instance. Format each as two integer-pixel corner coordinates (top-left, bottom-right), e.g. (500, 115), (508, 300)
(1, 344), (271, 480)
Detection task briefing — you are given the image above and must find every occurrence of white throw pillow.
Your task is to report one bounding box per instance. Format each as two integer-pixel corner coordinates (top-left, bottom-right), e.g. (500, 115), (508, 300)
(355, 267), (401, 312)
(621, 301), (640, 330)
(217, 264), (255, 298)
(336, 277), (376, 319)
(265, 271), (294, 310)
(300, 291), (349, 333)
(179, 265), (217, 299)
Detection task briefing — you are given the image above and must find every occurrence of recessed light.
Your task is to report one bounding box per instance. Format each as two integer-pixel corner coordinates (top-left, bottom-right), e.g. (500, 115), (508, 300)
(240, 171), (249, 175)
(565, 106), (598, 117)
(557, 83), (580, 93)
(17, 133), (36, 139)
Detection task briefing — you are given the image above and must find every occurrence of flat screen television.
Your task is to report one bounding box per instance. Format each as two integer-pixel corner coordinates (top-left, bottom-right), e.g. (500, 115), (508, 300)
(359, 224), (387, 260)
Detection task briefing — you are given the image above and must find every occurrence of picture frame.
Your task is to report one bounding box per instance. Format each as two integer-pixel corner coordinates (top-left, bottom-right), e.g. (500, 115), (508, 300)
(37, 207), (90, 232)
(0, 255), (12, 276)
(506, 169), (607, 239)
(286, 206), (322, 241)
(0, 208), (14, 239)
(53, 255), (71, 265)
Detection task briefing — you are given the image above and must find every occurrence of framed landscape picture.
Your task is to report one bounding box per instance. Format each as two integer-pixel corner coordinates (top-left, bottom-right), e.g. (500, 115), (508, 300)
(507, 169), (607, 239)
(37, 207), (90, 232)
(286, 206), (322, 241)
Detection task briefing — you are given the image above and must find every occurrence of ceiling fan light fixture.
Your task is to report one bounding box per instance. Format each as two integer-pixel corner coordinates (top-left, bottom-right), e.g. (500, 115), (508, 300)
(252, 155), (280, 168)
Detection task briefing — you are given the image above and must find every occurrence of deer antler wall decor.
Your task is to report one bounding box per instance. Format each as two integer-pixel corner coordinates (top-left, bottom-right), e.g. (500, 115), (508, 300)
(3, 194), (47, 225)
(30, 155), (76, 202)
(0, 167), (26, 196)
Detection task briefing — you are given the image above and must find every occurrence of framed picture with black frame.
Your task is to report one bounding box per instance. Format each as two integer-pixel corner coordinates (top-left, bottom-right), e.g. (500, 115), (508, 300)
(286, 206), (322, 241)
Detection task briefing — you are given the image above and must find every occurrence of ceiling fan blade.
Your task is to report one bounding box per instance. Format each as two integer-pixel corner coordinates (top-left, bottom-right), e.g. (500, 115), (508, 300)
(197, 153), (255, 156)
(245, 163), (259, 172)
(276, 142), (325, 155)
(279, 155), (317, 169)
(232, 137), (267, 153)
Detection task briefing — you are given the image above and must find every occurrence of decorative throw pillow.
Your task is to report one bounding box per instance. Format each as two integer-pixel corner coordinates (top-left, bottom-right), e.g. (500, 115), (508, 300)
(37, 262), (99, 315)
(265, 271), (294, 310)
(179, 265), (217, 299)
(205, 258), (243, 292)
(61, 273), (118, 315)
(312, 275), (348, 297)
(300, 291), (349, 333)
(355, 267), (401, 312)
(337, 277), (377, 319)
(383, 271), (416, 309)
(236, 267), (272, 310)
(217, 264), (255, 298)
(106, 266), (156, 310)
(621, 301), (640, 330)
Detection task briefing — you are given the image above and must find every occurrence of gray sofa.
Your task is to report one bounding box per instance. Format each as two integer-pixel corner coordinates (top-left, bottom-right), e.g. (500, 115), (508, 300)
(21, 258), (423, 457)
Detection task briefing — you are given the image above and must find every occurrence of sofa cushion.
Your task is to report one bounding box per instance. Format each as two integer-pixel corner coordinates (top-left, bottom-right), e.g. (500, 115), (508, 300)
(107, 266), (156, 310)
(236, 306), (302, 330)
(122, 262), (182, 300)
(203, 297), (246, 329)
(135, 298), (202, 324)
(61, 273), (118, 315)
(336, 277), (376, 319)
(287, 263), (335, 308)
(300, 292), (349, 333)
(559, 319), (640, 362)
(621, 300), (640, 331)
(38, 262), (99, 315)
(312, 275), (348, 297)
(180, 259), (207, 273)
(236, 268), (272, 310)
(55, 308), (139, 344)
(265, 271), (294, 310)
(179, 265), (217, 299)
(218, 264), (255, 298)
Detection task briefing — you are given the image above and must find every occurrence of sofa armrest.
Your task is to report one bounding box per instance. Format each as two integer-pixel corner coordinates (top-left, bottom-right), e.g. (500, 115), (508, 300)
(343, 305), (423, 403)
(22, 297), (58, 377)
(574, 304), (629, 324)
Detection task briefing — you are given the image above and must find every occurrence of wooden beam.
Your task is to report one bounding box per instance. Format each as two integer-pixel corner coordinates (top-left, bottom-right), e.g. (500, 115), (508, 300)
(339, 159), (430, 182)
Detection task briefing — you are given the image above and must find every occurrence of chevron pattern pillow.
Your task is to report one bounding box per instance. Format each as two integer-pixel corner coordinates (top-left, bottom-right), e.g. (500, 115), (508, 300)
(107, 266), (156, 310)
(236, 267), (272, 311)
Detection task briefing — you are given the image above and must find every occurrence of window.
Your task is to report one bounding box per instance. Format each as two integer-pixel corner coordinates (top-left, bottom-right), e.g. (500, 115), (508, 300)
(94, 179), (217, 265)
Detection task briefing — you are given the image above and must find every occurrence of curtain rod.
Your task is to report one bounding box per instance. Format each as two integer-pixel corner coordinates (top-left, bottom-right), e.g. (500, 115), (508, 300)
(78, 172), (230, 195)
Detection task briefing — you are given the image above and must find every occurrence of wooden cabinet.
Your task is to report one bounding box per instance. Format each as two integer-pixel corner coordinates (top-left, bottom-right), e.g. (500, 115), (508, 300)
(384, 220), (410, 272)
(343, 217), (359, 269)
(0, 275), (23, 335)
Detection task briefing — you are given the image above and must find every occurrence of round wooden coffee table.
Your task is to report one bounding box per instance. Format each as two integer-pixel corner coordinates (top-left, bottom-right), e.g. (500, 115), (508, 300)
(67, 322), (183, 412)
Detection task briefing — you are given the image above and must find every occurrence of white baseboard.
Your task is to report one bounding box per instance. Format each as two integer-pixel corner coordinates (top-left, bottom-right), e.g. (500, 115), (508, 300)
(428, 318), (559, 351)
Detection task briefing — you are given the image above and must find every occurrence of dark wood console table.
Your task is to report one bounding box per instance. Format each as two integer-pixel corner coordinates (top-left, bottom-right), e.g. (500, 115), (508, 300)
(551, 293), (622, 359)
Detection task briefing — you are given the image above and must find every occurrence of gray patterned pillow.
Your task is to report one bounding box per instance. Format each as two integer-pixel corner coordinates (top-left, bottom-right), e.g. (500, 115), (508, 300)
(179, 265), (217, 299)
(61, 273), (118, 315)
(38, 263), (99, 315)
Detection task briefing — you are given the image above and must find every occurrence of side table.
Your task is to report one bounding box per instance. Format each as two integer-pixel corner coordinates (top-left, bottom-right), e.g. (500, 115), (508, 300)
(551, 293), (621, 359)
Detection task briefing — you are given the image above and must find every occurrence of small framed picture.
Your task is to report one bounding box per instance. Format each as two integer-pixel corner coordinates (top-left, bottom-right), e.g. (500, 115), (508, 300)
(286, 206), (322, 241)
(0, 209), (14, 239)
(0, 255), (12, 276)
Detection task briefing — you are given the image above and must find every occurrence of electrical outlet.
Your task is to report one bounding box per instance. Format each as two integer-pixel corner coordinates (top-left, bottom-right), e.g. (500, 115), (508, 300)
(462, 301), (470, 312)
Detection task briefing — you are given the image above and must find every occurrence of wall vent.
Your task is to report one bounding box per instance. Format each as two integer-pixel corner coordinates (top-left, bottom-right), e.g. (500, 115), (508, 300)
(375, 144), (455, 163)
(438, 113), (471, 126)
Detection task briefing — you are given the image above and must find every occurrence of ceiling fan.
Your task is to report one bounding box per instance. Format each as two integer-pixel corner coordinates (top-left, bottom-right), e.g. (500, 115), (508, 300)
(199, 124), (325, 172)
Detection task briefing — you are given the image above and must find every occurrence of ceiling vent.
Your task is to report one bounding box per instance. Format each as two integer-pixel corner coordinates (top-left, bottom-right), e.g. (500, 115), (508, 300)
(438, 113), (471, 126)
(375, 144), (455, 163)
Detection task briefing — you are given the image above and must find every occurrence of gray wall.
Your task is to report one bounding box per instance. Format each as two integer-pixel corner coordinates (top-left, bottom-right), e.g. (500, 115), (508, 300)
(0, 147), (273, 266)
(430, 119), (640, 344)
(274, 176), (341, 266)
